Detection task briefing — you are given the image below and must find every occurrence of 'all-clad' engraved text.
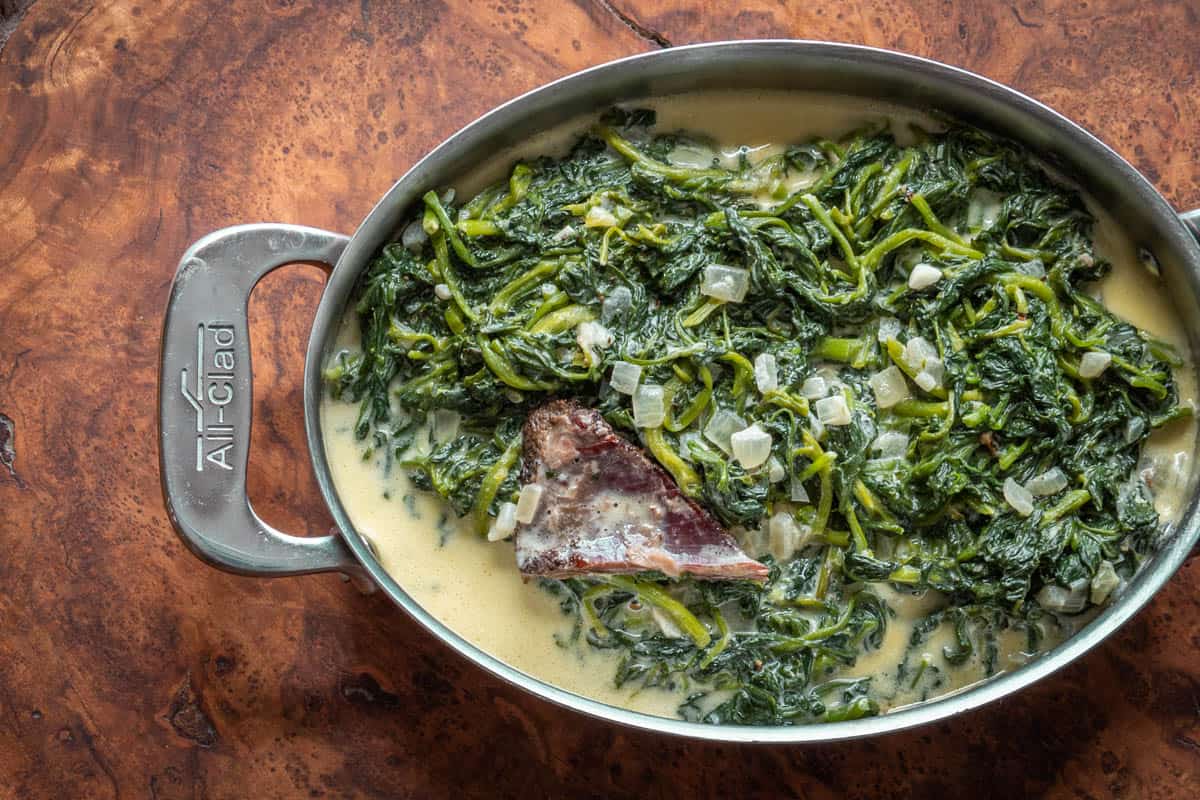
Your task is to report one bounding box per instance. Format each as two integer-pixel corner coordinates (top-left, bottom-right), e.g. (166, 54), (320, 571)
(180, 323), (237, 472)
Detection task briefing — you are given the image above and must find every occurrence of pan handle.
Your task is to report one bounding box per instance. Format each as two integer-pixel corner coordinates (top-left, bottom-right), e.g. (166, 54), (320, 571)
(1181, 209), (1200, 241)
(158, 224), (363, 578)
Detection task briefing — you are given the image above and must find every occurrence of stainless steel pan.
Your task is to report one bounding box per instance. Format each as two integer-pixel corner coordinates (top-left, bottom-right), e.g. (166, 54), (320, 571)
(158, 41), (1200, 742)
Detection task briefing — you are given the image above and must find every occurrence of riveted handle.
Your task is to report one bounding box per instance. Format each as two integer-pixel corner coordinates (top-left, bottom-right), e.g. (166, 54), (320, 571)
(158, 224), (362, 577)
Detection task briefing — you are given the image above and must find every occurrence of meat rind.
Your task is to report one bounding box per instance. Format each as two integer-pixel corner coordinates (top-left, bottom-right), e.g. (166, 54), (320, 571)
(515, 400), (769, 582)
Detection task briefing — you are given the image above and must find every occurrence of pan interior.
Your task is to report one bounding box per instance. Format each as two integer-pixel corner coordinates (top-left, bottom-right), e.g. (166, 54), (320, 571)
(303, 42), (1200, 742)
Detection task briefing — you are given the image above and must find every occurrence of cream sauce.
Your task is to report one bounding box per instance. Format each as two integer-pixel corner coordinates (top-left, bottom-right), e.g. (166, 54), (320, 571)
(321, 92), (1196, 720)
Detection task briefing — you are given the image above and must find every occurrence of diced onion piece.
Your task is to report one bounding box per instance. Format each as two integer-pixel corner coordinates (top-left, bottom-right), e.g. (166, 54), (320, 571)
(871, 431), (909, 460)
(1036, 578), (1089, 614)
(869, 366), (910, 409)
(768, 512), (811, 561)
(815, 395), (852, 426)
(678, 430), (702, 456)
(915, 356), (945, 391)
(1124, 417), (1146, 444)
(633, 384), (665, 428)
(432, 409), (461, 443)
(754, 353), (779, 393)
(907, 263), (943, 290)
(651, 607), (684, 639)
(704, 408), (748, 454)
(767, 456), (786, 484)
(434, 283), (452, 301)
(922, 357), (945, 385)
(790, 476), (810, 503)
(601, 286), (633, 323)
(873, 534), (895, 560)
(877, 316), (902, 343)
(801, 376), (828, 400)
(550, 225), (577, 243)
(515, 484), (544, 524)
(1003, 477), (1034, 516)
(700, 264), (750, 303)
(440, 187), (456, 205)
(488, 502), (518, 541)
(903, 337), (938, 371)
(1090, 561), (1120, 605)
(731, 424), (772, 469)
(402, 218), (428, 250)
(1079, 350), (1112, 378)
(540, 282), (558, 296)
(585, 205), (619, 228)
(667, 143), (716, 169)
(576, 321), (613, 367)
(577, 320), (613, 348)
(1026, 467), (1068, 497)
(966, 188), (1003, 232)
(808, 414), (826, 441)
(610, 361), (642, 395)
(733, 524), (762, 559)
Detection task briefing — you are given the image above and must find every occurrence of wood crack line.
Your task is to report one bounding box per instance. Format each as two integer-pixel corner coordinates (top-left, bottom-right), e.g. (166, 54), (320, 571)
(593, 0), (672, 48)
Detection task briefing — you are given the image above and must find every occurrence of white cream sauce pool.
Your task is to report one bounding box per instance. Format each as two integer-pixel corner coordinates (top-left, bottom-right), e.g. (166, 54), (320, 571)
(321, 92), (1197, 720)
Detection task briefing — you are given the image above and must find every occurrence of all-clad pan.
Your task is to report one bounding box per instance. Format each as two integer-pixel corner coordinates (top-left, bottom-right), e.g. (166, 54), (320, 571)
(158, 41), (1200, 742)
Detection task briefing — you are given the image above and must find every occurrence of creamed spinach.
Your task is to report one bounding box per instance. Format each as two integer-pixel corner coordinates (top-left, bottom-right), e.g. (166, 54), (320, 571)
(326, 108), (1186, 725)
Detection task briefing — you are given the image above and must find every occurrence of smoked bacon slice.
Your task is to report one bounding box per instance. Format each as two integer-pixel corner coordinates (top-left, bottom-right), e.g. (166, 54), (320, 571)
(514, 399), (769, 582)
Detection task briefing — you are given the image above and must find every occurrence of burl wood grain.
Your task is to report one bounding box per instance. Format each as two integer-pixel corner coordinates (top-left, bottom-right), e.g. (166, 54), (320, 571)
(1, 1), (1198, 797)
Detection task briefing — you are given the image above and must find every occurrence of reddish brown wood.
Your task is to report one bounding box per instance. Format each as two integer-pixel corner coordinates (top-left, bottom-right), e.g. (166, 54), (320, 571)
(0, 1), (1197, 797)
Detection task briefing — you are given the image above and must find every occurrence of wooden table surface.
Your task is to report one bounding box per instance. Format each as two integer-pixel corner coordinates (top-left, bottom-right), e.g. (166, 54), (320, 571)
(2, 1), (1199, 797)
